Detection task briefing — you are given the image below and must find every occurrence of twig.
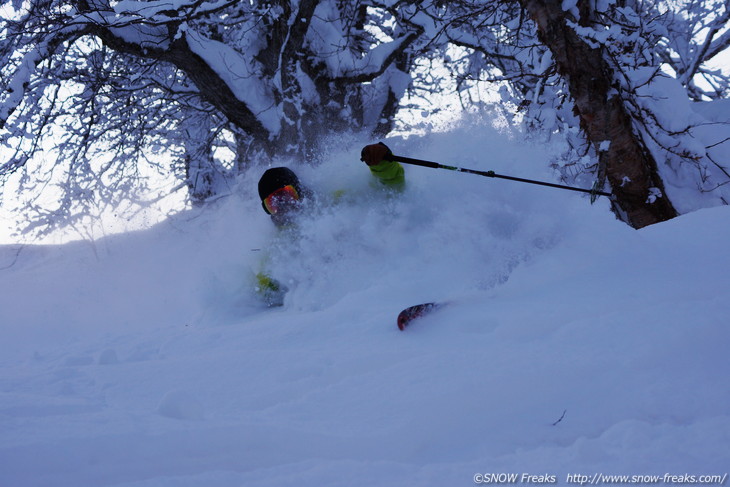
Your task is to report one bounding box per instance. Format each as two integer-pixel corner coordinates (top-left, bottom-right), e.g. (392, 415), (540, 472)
(0, 245), (25, 271)
(552, 409), (567, 426)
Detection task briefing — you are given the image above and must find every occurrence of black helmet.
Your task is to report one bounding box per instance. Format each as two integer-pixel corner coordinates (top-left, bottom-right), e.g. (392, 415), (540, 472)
(258, 167), (302, 202)
(257, 167), (310, 225)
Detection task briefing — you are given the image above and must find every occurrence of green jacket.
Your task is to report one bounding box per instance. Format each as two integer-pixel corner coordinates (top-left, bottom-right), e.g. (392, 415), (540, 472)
(368, 159), (405, 189)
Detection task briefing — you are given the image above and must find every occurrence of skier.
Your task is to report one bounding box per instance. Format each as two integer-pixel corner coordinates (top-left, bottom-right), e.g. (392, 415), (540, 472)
(257, 142), (403, 227)
(254, 142), (404, 305)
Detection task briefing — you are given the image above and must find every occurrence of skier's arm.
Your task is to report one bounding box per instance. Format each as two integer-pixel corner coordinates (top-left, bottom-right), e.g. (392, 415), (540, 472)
(361, 142), (405, 189)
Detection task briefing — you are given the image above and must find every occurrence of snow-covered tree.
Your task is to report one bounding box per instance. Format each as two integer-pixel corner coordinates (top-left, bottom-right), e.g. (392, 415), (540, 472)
(0, 0), (424, 223)
(1, 0), (729, 235)
(413, 0), (730, 228)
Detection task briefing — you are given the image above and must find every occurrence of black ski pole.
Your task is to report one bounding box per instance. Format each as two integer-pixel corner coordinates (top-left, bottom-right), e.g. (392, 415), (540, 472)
(391, 155), (612, 198)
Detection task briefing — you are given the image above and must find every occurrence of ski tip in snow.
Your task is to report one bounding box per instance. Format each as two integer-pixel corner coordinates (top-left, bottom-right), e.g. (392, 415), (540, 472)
(397, 302), (442, 330)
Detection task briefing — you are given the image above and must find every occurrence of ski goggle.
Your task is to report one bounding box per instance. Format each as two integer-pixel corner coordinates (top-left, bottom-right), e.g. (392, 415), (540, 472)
(263, 184), (300, 215)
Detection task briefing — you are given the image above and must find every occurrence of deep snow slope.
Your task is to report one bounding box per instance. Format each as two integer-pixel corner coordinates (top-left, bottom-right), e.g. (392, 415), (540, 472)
(1, 126), (729, 487)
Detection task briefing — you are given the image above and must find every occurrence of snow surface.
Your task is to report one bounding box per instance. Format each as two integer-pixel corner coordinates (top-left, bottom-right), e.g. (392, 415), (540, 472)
(1, 124), (729, 486)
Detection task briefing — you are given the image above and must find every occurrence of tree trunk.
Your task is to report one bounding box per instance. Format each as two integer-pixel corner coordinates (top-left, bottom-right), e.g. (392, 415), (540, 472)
(519, 0), (678, 229)
(183, 117), (230, 207)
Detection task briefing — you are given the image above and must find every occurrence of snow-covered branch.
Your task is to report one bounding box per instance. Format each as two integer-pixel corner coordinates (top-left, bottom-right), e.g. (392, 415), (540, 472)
(2, 0), (728, 235)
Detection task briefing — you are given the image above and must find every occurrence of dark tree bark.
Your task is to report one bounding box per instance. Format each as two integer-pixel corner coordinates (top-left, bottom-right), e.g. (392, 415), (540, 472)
(519, 0), (678, 229)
